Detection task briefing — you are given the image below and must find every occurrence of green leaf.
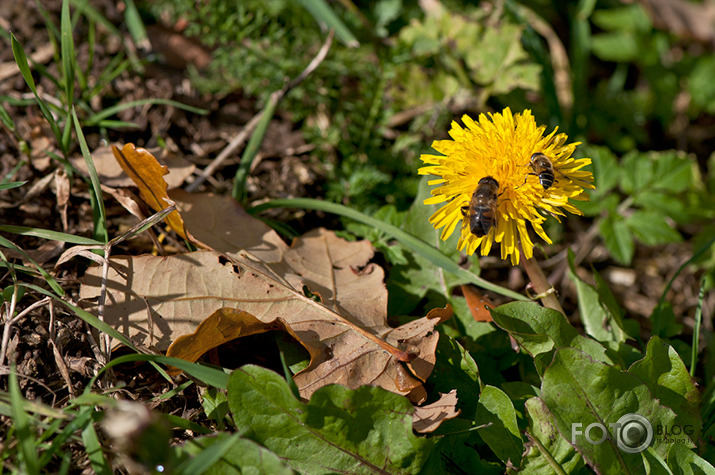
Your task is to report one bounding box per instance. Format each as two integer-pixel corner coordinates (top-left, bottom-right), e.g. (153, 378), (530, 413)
(667, 443), (715, 474)
(599, 213), (635, 265)
(428, 335), (482, 417)
(177, 433), (295, 475)
(587, 145), (620, 194)
(650, 301), (683, 339)
(592, 4), (652, 32)
(649, 151), (693, 193)
(568, 251), (628, 345)
(540, 348), (678, 473)
(626, 210), (682, 246)
(592, 31), (639, 62)
(689, 56), (715, 114)
(629, 336), (700, 445)
(521, 397), (584, 474)
(490, 302), (611, 373)
(475, 385), (523, 466)
(201, 387), (230, 431)
(227, 365), (433, 474)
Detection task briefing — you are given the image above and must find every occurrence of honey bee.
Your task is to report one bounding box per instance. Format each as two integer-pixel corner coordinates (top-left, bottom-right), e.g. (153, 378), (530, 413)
(528, 152), (555, 190)
(462, 176), (499, 237)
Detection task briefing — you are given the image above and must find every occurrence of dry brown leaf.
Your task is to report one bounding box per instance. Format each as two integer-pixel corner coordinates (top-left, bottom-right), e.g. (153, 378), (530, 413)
(461, 284), (495, 322)
(170, 189), (288, 264)
(80, 249), (451, 402)
(53, 168), (70, 231)
(71, 145), (195, 189)
(412, 390), (461, 433)
(111, 144), (189, 240)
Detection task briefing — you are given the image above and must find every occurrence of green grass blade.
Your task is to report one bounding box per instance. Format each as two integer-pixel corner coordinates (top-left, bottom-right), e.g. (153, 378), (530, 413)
(690, 279), (705, 377)
(232, 97), (277, 203)
(72, 107), (107, 243)
(0, 236), (65, 296)
(87, 354), (230, 392)
(295, 0), (359, 47)
(84, 98), (208, 126)
(249, 198), (529, 301)
(0, 225), (103, 245)
(123, 0), (148, 46)
(81, 412), (112, 475)
(0, 181), (27, 191)
(0, 103), (15, 130)
(60, 0), (75, 108)
(9, 368), (41, 475)
(10, 33), (63, 144)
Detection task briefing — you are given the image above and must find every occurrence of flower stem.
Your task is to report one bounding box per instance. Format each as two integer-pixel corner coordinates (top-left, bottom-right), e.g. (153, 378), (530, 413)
(520, 244), (565, 314)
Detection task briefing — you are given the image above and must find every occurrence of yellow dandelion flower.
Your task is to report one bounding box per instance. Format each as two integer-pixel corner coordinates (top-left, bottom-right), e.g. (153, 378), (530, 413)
(418, 107), (594, 265)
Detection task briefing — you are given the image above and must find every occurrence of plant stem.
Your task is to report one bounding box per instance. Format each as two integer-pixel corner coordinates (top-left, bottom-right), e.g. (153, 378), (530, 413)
(520, 244), (565, 314)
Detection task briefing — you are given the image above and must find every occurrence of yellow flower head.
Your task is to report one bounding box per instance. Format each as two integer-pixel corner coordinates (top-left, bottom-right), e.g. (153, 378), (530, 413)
(418, 107), (594, 265)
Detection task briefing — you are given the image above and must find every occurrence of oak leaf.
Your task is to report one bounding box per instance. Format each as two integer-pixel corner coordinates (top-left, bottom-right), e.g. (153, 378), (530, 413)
(80, 248), (450, 402)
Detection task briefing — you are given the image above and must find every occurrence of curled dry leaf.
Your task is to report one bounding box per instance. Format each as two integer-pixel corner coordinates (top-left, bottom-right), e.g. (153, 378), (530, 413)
(413, 389), (461, 433)
(111, 143), (190, 240)
(80, 249), (451, 402)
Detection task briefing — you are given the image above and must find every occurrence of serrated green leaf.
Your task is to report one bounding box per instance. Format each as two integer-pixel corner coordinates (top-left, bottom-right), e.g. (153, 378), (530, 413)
(599, 214), (635, 265)
(649, 152), (693, 193)
(621, 151), (655, 194)
(490, 302), (611, 373)
(629, 336), (700, 445)
(667, 443), (715, 474)
(227, 365), (433, 474)
(588, 145), (621, 194)
(540, 348), (679, 473)
(626, 211), (682, 245)
(475, 385), (523, 466)
(521, 397), (584, 474)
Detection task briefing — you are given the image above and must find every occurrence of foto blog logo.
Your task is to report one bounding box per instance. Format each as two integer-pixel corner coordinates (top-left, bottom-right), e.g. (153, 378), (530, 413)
(571, 413), (653, 454)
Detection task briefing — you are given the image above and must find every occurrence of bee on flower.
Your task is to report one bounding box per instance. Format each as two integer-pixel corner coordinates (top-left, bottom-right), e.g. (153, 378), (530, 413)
(418, 107), (594, 265)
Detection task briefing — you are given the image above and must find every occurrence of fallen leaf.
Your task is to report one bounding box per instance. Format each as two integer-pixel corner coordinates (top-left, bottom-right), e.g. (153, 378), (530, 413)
(461, 284), (495, 322)
(111, 144), (189, 239)
(70, 145), (195, 189)
(80, 249), (451, 402)
(170, 189), (288, 264)
(413, 389), (461, 433)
